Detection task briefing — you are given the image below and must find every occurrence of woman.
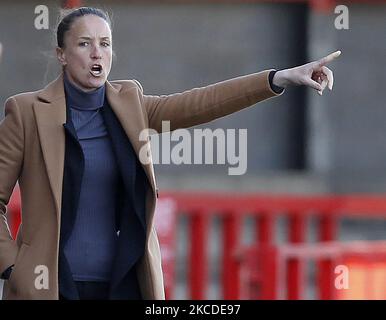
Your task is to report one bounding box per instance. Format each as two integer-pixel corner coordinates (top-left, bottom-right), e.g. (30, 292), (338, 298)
(0, 7), (340, 300)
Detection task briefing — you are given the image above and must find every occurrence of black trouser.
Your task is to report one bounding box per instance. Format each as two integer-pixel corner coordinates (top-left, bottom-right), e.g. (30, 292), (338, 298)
(59, 281), (110, 300)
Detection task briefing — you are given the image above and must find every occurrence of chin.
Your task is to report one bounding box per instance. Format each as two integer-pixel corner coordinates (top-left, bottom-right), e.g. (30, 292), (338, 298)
(87, 78), (106, 90)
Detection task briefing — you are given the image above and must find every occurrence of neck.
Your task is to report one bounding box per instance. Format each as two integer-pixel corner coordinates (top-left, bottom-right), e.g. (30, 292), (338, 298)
(63, 72), (105, 111)
(63, 71), (102, 93)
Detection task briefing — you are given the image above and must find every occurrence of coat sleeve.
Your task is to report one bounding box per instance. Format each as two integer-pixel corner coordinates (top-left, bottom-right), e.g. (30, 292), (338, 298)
(0, 97), (23, 275)
(135, 70), (284, 133)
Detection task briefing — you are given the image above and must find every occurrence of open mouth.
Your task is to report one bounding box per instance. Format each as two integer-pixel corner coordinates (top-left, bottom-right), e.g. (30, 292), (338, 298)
(90, 64), (103, 77)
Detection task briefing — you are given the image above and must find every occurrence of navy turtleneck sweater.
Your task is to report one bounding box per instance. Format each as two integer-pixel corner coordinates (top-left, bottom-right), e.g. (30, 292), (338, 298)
(63, 74), (120, 282)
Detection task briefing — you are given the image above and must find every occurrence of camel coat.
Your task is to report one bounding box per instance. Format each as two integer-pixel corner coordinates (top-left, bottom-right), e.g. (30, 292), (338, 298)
(0, 70), (282, 299)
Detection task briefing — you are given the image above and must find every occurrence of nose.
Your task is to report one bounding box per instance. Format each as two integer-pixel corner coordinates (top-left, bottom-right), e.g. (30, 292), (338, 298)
(90, 45), (102, 60)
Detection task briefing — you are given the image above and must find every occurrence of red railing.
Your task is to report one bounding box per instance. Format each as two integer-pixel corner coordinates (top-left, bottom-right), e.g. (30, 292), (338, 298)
(154, 191), (386, 299)
(6, 188), (386, 299)
(238, 241), (386, 299)
(8, 185), (21, 239)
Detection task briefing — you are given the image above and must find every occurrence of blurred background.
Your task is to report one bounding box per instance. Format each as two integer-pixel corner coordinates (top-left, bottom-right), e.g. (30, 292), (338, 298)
(0, 0), (386, 300)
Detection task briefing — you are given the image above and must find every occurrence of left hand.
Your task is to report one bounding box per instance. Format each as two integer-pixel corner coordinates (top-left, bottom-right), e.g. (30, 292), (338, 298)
(273, 50), (341, 96)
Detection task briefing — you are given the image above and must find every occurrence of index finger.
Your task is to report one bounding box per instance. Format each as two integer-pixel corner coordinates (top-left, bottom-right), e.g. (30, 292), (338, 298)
(317, 50), (341, 66)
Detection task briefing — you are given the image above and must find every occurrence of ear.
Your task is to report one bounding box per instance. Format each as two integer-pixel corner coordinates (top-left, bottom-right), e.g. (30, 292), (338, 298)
(56, 47), (67, 66)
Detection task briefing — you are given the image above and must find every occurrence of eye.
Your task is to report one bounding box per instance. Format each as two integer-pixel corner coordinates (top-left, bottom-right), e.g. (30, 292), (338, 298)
(101, 42), (110, 47)
(79, 42), (89, 47)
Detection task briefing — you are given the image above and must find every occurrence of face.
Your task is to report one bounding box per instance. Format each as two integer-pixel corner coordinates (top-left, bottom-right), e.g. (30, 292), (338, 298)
(56, 15), (112, 92)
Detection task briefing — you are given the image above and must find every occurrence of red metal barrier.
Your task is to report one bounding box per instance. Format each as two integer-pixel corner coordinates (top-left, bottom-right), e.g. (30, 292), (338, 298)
(154, 192), (386, 299)
(6, 189), (386, 299)
(237, 241), (386, 299)
(8, 185), (21, 239)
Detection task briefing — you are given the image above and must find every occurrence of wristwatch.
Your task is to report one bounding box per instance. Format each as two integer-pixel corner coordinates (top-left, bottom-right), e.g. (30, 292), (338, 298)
(269, 70), (285, 94)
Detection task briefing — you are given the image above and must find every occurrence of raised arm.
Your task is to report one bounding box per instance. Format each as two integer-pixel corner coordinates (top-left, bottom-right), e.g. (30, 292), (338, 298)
(139, 70), (282, 133)
(138, 50), (340, 133)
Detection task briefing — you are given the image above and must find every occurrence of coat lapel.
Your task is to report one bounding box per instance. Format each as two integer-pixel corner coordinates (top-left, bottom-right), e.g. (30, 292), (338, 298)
(33, 74), (66, 228)
(33, 74), (157, 229)
(105, 81), (157, 195)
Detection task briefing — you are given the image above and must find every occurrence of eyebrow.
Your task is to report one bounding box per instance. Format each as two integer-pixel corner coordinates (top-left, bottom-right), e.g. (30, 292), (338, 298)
(78, 36), (111, 41)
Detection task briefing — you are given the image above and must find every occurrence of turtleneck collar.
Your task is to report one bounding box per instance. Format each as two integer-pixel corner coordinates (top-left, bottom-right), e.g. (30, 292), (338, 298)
(63, 72), (105, 111)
